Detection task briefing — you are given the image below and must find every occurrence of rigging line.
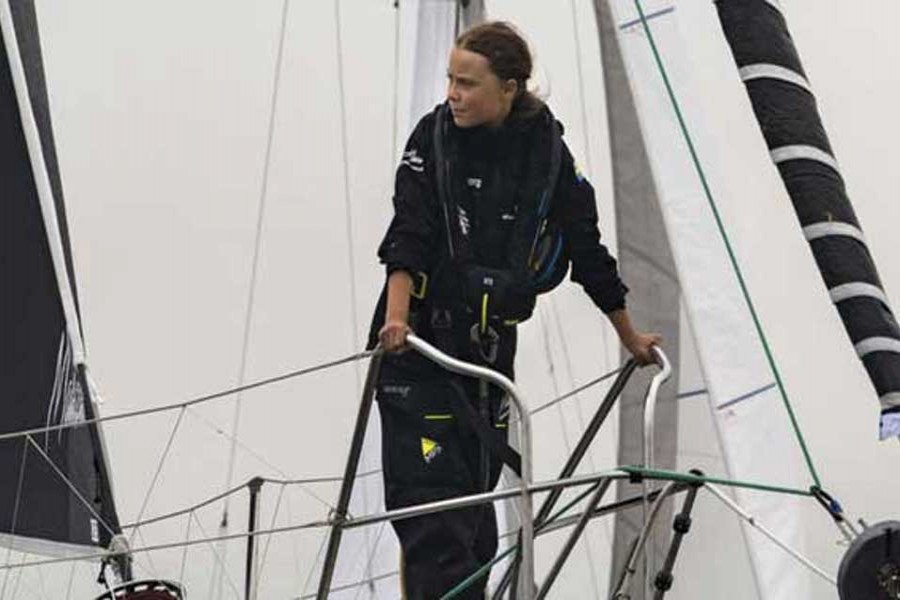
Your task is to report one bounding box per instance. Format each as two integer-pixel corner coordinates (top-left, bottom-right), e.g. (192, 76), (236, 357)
(538, 303), (602, 598)
(22, 435), (157, 586)
(0, 350), (375, 444)
(391, 0), (401, 170)
(184, 407), (334, 510)
(704, 484), (837, 585)
(0, 439), (28, 600)
(0, 518), (332, 572)
(300, 527), (330, 596)
(548, 298), (607, 590)
(220, 0), (292, 556)
(631, 0), (822, 488)
(568, 0), (595, 177)
(443, 481), (604, 600)
(261, 470), (381, 486)
(24, 435), (116, 538)
(333, 0), (375, 584)
(123, 480), (249, 530)
(297, 570), (399, 600)
(512, 364), (623, 422)
(129, 406), (186, 544)
(132, 527), (161, 581)
(190, 511), (242, 600)
(121, 465), (380, 532)
(254, 482), (287, 598)
(177, 511), (193, 586)
(351, 522), (390, 600)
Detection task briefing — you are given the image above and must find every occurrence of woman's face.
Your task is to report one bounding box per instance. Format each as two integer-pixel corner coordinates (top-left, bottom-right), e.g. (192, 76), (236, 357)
(446, 47), (517, 128)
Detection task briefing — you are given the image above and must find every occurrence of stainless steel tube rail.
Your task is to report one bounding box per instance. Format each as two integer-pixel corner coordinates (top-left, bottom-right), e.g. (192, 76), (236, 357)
(641, 346), (672, 598)
(643, 346), (672, 476)
(405, 334), (536, 600)
(316, 352), (383, 599)
(613, 481), (679, 600)
(493, 359), (639, 600)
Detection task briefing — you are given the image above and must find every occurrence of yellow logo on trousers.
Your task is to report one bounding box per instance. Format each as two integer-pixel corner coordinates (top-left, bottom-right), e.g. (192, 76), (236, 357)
(421, 437), (442, 463)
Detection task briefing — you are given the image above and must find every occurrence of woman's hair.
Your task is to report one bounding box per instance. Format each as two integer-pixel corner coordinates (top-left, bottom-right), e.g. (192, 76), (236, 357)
(455, 21), (544, 119)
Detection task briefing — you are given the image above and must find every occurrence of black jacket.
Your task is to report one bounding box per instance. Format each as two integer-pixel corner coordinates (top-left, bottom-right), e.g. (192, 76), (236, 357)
(377, 105), (627, 318)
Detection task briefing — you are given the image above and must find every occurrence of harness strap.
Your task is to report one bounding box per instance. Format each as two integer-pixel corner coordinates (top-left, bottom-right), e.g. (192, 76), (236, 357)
(447, 379), (522, 477)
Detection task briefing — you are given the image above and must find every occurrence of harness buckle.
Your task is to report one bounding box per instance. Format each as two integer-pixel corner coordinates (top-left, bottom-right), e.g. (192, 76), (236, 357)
(410, 271), (429, 300)
(470, 322), (500, 364)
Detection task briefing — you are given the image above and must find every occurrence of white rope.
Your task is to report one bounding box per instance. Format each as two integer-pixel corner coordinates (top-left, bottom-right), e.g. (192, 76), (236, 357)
(0, 351), (374, 445)
(26, 436), (116, 539)
(185, 408), (334, 511)
(254, 483), (287, 598)
(540, 302), (603, 597)
(177, 512), (193, 585)
(351, 522), (390, 600)
(704, 484), (837, 586)
(218, 1), (293, 583)
(0, 518), (331, 572)
(191, 511), (243, 599)
(129, 407), (186, 545)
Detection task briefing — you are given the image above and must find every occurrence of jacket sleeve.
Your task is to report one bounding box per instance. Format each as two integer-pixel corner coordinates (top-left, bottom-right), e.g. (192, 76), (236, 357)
(557, 144), (628, 313)
(377, 113), (442, 277)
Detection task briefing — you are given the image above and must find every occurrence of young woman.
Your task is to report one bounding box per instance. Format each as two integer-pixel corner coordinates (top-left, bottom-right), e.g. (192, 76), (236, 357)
(367, 21), (660, 599)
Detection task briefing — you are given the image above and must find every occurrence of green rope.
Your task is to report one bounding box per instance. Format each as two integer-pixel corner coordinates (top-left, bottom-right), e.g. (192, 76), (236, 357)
(632, 0), (822, 488)
(619, 466), (812, 498)
(439, 481), (602, 600)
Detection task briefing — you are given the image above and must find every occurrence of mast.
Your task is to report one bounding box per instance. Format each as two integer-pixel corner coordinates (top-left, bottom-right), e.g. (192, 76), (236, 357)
(714, 0), (900, 440)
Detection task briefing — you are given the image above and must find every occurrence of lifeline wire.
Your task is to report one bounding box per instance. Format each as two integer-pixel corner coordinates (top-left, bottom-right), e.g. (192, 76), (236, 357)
(0, 467), (815, 574)
(0, 350), (375, 444)
(632, 0), (822, 488)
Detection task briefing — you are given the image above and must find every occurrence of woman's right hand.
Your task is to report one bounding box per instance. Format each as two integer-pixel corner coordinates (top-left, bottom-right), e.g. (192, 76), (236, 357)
(379, 318), (412, 353)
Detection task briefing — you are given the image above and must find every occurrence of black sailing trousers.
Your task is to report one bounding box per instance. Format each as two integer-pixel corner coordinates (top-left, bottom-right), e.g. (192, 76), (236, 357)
(377, 345), (511, 600)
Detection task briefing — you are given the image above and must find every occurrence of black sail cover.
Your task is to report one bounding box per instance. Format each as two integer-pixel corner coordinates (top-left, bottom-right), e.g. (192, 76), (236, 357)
(0, 1), (123, 554)
(715, 0), (900, 440)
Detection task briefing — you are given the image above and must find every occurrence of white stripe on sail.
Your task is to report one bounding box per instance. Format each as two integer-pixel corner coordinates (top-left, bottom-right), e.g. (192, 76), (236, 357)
(802, 222), (867, 246)
(882, 392), (900, 409)
(770, 145), (840, 173)
(855, 337), (900, 358)
(829, 282), (890, 306)
(0, 7), (86, 365)
(739, 64), (812, 94)
(764, 0), (783, 13)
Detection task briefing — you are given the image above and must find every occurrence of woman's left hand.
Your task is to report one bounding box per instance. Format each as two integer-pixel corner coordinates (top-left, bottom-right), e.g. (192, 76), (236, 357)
(623, 331), (662, 366)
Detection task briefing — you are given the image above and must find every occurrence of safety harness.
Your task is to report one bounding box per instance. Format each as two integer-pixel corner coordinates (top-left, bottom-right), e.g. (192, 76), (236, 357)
(416, 102), (569, 365)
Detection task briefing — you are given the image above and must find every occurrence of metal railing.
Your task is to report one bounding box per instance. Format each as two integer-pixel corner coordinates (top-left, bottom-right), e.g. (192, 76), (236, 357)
(315, 336), (670, 600)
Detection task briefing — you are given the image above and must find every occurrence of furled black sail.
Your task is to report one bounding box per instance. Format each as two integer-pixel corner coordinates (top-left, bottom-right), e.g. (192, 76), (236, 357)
(715, 0), (900, 439)
(0, 0), (123, 555)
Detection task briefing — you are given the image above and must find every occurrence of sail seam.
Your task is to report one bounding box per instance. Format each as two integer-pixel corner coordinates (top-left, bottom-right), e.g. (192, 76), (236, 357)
(739, 63), (811, 93)
(715, 382), (777, 411)
(618, 6), (674, 30)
